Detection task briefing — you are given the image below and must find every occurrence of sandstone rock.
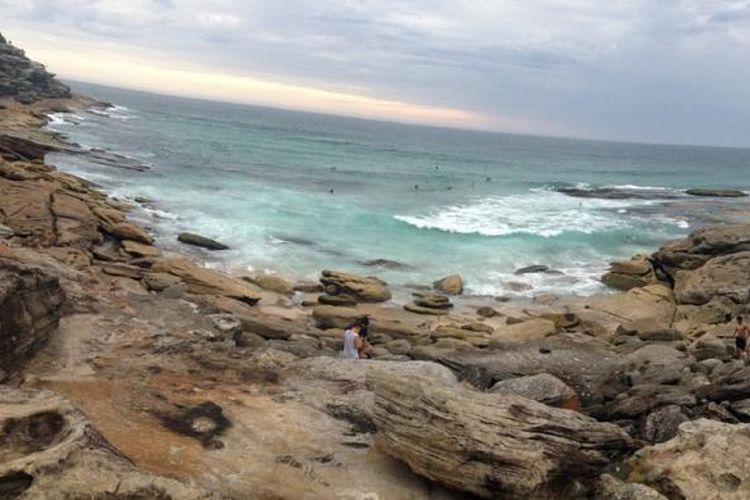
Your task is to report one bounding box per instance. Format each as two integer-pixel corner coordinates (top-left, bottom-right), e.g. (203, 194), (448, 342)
(605, 385), (696, 419)
(178, 232), (229, 250)
(107, 221), (153, 245)
(152, 258), (260, 304)
(385, 339), (412, 356)
(142, 272), (183, 292)
(432, 273), (463, 295)
(39, 247), (91, 270)
(318, 294), (357, 307)
(0, 387), (215, 498)
(404, 302), (448, 315)
(689, 334), (732, 361)
(320, 270), (391, 303)
(641, 405), (689, 443)
(412, 291), (453, 309)
(293, 281), (321, 293)
(243, 273), (293, 295)
(99, 262), (144, 280)
(628, 419), (750, 499)
(441, 334), (620, 406)
(730, 398), (750, 420)
(0, 258), (64, 374)
(0, 223), (13, 238)
(489, 373), (579, 409)
(686, 188), (747, 198)
(233, 330), (266, 348)
(208, 313), (242, 335)
(431, 337), (474, 351)
(597, 474), (668, 500)
(311, 305), (362, 329)
(655, 223), (750, 271)
(476, 306), (498, 318)
(489, 318), (557, 345)
(621, 344), (691, 385)
(120, 239), (159, 257)
(371, 369), (631, 498)
(49, 191), (101, 247)
(696, 366), (750, 402)
(461, 322), (494, 333)
(674, 251), (750, 305)
(601, 255), (656, 291)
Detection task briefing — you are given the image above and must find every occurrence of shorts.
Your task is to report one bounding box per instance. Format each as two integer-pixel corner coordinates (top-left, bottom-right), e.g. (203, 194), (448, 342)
(736, 337), (747, 351)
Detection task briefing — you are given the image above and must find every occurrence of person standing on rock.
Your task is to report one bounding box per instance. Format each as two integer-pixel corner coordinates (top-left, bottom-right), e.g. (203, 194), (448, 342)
(340, 323), (363, 359)
(735, 317), (749, 358)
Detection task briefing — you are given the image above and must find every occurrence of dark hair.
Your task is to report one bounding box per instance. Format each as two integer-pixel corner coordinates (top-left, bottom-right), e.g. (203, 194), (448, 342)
(739, 316), (744, 323)
(357, 316), (370, 326)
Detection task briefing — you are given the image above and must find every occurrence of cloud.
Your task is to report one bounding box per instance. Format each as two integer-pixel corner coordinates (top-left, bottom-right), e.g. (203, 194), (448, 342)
(1, 0), (749, 145)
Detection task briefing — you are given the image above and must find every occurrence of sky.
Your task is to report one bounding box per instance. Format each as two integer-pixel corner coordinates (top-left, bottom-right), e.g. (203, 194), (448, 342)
(1, 0), (750, 147)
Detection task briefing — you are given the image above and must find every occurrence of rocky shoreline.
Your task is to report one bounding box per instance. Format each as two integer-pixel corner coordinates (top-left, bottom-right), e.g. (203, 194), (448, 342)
(2, 37), (750, 499)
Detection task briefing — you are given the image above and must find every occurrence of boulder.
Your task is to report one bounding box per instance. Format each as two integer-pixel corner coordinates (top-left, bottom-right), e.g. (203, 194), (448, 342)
(628, 419), (750, 499)
(696, 366), (750, 402)
(604, 385), (696, 419)
(432, 273), (463, 295)
(107, 222), (153, 245)
(208, 313), (242, 335)
(243, 273), (293, 295)
(99, 262), (145, 280)
(686, 188), (747, 198)
(0, 387), (214, 498)
(655, 223), (750, 271)
(370, 369), (631, 498)
(0, 258), (65, 374)
(730, 398), (750, 420)
(489, 318), (557, 345)
(621, 344), (691, 385)
(640, 405), (689, 444)
(597, 474), (668, 500)
(412, 291), (453, 309)
(320, 270), (391, 303)
(152, 257), (261, 304)
(177, 232), (229, 251)
(601, 255), (656, 291)
(312, 305), (362, 329)
(674, 251), (750, 305)
(318, 294), (358, 307)
(489, 373), (579, 409)
(476, 306), (498, 318)
(689, 334), (732, 361)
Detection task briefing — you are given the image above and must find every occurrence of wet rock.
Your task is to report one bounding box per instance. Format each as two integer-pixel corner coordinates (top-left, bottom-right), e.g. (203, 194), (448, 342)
(432, 273), (463, 295)
(152, 257), (261, 304)
(640, 405), (689, 443)
(628, 419), (750, 499)
(360, 258), (412, 270)
(514, 264), (549, 274)
(686, 188), (747, 198)
(489, 373), (579, 409)
(320, 270), (391, 303)
(177, 232), (229, 250)
(371, 369), (632, 498)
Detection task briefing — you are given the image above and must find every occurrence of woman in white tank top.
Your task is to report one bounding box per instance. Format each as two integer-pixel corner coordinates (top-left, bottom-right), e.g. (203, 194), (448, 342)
(340, 324), (362, 359)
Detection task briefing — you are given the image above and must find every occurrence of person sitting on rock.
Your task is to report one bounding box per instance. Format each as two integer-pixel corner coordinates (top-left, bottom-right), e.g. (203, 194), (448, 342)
(735, 316), (749, 358)
(340, 323), (363, 359)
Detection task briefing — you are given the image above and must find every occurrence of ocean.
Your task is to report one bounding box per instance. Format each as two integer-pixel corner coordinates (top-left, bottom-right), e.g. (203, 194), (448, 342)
(46, 81), (750, 300)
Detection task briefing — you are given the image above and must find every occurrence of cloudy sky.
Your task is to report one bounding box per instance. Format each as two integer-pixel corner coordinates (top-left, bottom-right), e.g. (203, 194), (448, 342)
(2, 0), (749, 146)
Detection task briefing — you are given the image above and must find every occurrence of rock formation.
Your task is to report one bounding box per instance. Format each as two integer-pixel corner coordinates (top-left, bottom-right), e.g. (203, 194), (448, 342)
(0, 33), (71, 103)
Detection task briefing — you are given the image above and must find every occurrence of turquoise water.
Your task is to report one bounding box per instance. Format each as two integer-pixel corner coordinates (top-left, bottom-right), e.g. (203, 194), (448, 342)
(46, 82), (750, 298)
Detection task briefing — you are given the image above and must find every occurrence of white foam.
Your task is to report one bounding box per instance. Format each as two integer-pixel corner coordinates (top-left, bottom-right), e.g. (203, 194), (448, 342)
(395, 190), (637, 237)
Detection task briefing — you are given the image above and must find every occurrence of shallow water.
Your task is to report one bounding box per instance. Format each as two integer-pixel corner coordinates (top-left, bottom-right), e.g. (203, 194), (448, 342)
(46, 81), (750, 298)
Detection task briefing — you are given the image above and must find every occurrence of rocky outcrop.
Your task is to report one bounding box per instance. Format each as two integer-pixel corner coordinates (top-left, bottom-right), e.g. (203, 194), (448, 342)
(488, 373), (579, 409)
(686, 188), (747, 198)
(152, 257), (261, 304)
(0, 33), (70, 103)
(0, 387), (215, 498)
(654, 223), (750, 272)
(243, 273), (293, 295)
(0, 258), (65, 375)
(628, 419), (750, 499)
(432, 273), (463, 295)
(319, 270), (391, 303)
(601, 255), (657, 291)
(177, 232), (229, 251)
(371, 369), (631, 498)
(674, 251), (750, 305)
